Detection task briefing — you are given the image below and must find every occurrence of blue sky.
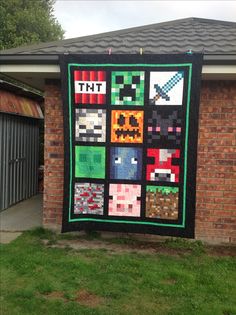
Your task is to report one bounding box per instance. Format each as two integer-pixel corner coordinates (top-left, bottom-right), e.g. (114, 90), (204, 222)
(54, 1), (236, 39)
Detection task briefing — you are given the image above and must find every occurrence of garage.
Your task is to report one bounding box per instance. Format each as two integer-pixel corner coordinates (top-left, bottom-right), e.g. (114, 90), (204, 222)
(0, 80), (43, 211)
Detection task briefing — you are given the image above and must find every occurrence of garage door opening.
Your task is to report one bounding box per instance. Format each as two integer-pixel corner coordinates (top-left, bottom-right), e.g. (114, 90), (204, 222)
(0, 80), (44, 230)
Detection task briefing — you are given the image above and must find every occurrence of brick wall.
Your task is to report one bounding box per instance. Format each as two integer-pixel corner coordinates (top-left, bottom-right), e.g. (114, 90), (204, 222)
(43, 80), (64, 229)
(43, 80), (236, 244)
(195, 81), (236, 244)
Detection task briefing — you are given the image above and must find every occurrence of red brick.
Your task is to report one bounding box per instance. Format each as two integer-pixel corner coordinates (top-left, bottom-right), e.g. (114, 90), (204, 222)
(42, 80), (236, 244)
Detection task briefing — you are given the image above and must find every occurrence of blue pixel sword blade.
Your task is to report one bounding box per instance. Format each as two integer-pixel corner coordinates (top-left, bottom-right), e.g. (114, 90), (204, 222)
(154, 71), (184, 101)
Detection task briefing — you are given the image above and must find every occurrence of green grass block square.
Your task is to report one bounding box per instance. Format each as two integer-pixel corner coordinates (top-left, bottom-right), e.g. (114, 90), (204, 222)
(111, 71), (145, 106)
(75, 146), (105, 179)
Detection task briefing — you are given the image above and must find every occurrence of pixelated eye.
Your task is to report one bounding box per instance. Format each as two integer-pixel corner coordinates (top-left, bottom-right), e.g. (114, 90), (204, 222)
(118, 114), (125, 126)
(79, 154), (87, 162)
(79, 125), (86, 129)
(94, 154), (101, 163)
(129, 115), (138, 127)
(132, 76), (140, 84)
(116, 76), (123, 84)
(131, 157), (137, 164)
(115, 157), (121, 164)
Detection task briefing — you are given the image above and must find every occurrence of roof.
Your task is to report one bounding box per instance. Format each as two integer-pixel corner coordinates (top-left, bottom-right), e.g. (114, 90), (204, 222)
(1, 17), (236, 90)
(0, 80), (44, 119)
(1, 17), (236, 56)
(0, 79), (43, 101)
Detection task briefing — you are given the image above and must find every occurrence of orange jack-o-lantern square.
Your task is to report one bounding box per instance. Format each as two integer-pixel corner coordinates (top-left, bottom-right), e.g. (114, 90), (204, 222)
(111, 110), (144, 143)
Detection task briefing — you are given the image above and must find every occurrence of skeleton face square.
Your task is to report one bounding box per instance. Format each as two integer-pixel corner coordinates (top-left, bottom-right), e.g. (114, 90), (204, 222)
(147, 109), (182, 145)
(111, 110), (144, 143)
(110, 147), (142, 180)
(74, 183), (104, 215)
(146, 186), (179, 220)
(111, 71), (145, 105)
(75, 108), (106, 142)
(108, 184), (141, 216)
(146, 148), (180, 183)
(75, 146), (105, 179)
(149, 71), (184, 105)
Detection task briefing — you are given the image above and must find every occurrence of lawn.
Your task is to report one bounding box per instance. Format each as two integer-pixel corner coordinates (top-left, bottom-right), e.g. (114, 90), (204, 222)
(0, 228), (236, 315)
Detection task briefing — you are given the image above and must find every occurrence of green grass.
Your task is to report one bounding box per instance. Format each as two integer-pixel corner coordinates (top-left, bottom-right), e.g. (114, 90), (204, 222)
(0, 229), (236, 315)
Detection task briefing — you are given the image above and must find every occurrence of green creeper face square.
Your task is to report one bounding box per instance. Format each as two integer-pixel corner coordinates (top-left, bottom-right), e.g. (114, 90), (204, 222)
(75, 146), (105, 179)
(111, 71), (145, 105)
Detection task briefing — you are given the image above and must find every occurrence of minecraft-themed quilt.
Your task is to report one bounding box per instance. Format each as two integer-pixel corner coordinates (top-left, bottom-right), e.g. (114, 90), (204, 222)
(60, 54), (203, 238)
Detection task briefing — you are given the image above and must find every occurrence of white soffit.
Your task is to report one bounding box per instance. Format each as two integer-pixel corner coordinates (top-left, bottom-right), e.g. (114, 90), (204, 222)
(1, 64), (236, 82)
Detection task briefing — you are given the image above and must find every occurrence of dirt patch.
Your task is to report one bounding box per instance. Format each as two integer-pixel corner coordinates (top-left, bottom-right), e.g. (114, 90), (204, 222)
(45, 291), (67, 302)
(160, 278), (177, 285)
(43, 289), (103, 307)
(43, 239), (188, 256)
(42, 238), (236, 257)
(74, 289), (104, 307)
(206, 246), (236, 257)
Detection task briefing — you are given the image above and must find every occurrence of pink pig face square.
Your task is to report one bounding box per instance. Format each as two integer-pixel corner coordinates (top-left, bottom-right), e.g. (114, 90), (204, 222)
(108, 184), (141, 217)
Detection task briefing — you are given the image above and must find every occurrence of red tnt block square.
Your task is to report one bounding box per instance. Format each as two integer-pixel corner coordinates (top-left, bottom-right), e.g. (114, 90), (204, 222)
(74, 70), (106, 104)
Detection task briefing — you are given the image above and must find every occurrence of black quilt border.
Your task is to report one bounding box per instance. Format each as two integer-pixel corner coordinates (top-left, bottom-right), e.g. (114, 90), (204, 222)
(60, 54), (203, 238)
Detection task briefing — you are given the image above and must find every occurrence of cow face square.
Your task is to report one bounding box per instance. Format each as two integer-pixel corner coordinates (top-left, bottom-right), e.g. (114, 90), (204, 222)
(146, 148), (180, 183)
(111, 71), (145, 105)
(108, 184), (141, 217)
(110, 147), (142, 180)
(74, 183), (104, 215)
(111, 110), (144, 143)
(75, 146), (105, 179)
(75, 108), (106, 142)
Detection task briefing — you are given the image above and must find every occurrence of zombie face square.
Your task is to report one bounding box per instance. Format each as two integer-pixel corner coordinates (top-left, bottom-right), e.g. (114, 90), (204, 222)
(74, 183), (104, 215)
(108, 184), (141, 216)
(149, 71), (184, 105)
(75, 108), (106, 142)
(146, 148), (180, 183)
(111, 110), (144, 143)
(74, 70), (106, 104)
(147, 109), (182, 145)
(111, 71), (145, 105)
(75, 146), (105, 179)
(146, 186), (179, 220)
(110, 147), (142, 180)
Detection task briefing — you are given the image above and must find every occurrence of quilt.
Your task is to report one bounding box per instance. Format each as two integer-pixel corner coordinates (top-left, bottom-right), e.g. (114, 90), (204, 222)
(60, 54), (203, 238)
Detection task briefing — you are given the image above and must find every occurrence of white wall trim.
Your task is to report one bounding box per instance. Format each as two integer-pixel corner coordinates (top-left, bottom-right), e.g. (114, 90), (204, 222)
(1, 64), (236, 75)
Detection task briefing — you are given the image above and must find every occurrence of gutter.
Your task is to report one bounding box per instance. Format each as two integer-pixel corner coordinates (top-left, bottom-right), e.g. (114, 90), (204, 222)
(0, 54), (236, 65)
(0, 54), (59, 64)
(0, 79), (43, 102)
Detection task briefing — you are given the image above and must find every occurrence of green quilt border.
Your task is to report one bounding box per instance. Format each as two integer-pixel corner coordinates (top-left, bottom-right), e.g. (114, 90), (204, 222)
(67, 63), (192, 228)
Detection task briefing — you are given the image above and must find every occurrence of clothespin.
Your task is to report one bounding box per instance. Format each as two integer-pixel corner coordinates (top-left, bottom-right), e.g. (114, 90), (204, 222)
(140, 48), (143, 55)
(108, 48), (112, 55)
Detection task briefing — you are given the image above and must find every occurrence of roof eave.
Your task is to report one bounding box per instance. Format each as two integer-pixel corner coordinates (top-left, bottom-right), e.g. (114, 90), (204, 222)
(1, 53), (236, 65)
(0, 54), (59, 64)
(0, 79), (44, 101)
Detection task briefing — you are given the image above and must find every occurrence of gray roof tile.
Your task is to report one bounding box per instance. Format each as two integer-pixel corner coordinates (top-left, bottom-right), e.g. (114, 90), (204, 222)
(1, 17), (236, 55)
